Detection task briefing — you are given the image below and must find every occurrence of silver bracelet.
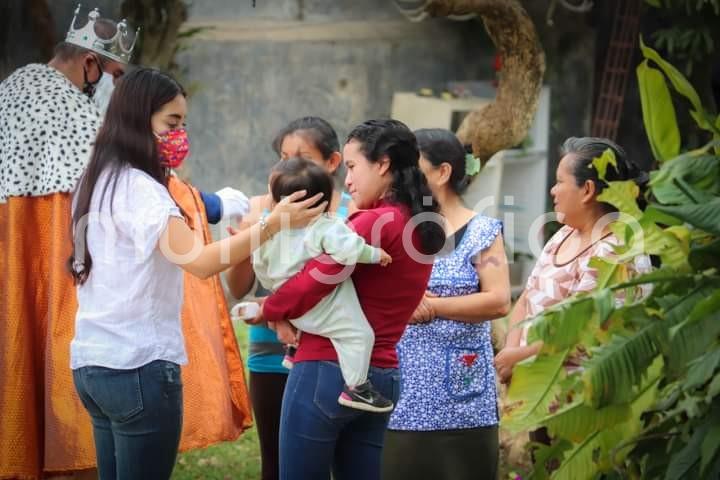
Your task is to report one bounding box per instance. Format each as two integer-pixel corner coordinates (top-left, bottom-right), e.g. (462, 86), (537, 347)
(258, 215), (273, 237)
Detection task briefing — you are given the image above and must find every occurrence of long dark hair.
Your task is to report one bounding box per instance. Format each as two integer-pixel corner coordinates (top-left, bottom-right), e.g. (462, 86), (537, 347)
(415, 128), (471, 195)
(68, 68), (186, 285)
(270, 157), (333, 212)
(346, 119), (446, 255)
(271, 116), (340, 161)
(561, 136), (649, 212)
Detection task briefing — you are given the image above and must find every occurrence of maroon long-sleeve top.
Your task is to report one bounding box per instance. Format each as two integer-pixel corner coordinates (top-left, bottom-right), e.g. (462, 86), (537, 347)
(262, 200), (433, 368)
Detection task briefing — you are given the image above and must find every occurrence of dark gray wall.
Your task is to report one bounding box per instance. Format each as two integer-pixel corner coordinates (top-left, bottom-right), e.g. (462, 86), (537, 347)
(3, 0), (493, 196)
(178, 1), (492, 195)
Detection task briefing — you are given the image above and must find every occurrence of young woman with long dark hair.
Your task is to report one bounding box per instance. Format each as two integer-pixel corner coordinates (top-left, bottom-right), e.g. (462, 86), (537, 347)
(68, 68), (325, 480)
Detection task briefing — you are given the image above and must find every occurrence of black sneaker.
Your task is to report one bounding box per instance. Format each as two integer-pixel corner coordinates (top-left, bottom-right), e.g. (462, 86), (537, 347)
(281, 345), (297, 369)
(338, 380), (394, 413)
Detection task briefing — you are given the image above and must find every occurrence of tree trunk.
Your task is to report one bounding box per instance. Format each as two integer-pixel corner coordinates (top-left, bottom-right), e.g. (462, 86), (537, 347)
(27, 0), (55, 59)
(425, 0), (546, 164)
(120, 0), (188, 71)
(0, 0), (54, 80)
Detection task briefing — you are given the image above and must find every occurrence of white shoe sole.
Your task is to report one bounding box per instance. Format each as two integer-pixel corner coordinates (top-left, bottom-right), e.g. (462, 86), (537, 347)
(337, 396), (394, 413)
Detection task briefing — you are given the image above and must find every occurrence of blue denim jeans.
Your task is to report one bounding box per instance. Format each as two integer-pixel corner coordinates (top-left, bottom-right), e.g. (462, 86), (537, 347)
(72, 360), (183, 480)
(279, 360), (401, 480)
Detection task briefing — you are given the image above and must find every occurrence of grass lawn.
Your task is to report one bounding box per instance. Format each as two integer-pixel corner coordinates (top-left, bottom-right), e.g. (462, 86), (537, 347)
(170, 321), (524, 479)
(172, 324), (262, 480)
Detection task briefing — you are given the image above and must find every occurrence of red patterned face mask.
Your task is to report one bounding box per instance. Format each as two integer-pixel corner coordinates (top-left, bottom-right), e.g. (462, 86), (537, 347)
(156, 127), (190, 169)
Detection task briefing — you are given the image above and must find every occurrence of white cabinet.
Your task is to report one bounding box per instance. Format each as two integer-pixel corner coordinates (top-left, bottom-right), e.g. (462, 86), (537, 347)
(391, 92), (492, 132)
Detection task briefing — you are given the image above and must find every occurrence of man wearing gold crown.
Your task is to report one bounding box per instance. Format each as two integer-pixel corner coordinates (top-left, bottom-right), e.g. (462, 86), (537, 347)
(0, 5), (252, 480)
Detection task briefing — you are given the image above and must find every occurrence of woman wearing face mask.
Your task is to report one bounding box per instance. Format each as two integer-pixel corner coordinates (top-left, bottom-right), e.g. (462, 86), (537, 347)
(76, 59), (255, 472)
(68, 68), (326, 480)
(88, 31), (256, 456)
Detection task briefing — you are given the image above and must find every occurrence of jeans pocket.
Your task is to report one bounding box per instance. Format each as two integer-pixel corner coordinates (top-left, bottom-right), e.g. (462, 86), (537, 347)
(313, 361), (358, 420)
(85, 367), (144, 423)
(444, 346), (488, 400)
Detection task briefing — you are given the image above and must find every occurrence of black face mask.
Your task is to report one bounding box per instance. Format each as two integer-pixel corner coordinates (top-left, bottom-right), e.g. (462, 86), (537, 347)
(82, 57), (103, 97)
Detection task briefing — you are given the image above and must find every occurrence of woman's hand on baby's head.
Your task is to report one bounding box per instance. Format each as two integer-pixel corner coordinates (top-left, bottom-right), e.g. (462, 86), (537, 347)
(267, 190), (327, 231)
(379, 249), (392, 267)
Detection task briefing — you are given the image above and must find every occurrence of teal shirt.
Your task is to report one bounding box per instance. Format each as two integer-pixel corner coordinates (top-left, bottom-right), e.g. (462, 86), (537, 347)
(246, 192), (353, 374)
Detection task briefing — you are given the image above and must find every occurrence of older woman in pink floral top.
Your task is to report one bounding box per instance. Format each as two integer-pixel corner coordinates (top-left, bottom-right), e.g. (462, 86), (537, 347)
(495, 137), (651, 383)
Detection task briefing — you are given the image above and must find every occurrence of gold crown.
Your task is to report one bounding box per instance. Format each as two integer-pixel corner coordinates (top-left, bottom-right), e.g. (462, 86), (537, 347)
(65, 4), (139, 64)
